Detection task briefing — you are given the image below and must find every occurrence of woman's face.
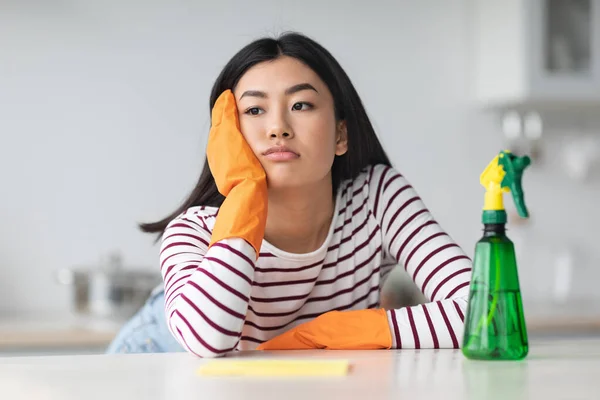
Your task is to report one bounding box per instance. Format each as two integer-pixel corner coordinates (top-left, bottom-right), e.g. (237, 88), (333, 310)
(233, 56), (347, 190)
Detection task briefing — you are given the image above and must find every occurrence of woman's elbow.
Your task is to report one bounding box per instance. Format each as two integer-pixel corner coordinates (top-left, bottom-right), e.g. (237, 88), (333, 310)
(166, 299), (240, 358)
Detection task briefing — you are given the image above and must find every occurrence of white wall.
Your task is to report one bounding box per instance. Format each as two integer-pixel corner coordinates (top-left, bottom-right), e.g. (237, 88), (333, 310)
(1, 0), (598, 318)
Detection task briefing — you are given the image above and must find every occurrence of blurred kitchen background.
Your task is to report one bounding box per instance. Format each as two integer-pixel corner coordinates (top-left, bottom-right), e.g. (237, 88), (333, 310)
(1, 0), (599, 356)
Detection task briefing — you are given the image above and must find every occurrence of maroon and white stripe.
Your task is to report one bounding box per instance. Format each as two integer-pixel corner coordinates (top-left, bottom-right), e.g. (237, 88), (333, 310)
(369, 164), (471, 349)
(161, 164), (472, 357)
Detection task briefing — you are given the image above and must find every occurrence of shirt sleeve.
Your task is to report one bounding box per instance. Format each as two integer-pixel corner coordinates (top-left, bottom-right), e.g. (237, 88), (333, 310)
(159, 209), (256, 357)
(368, 164), (472, 349)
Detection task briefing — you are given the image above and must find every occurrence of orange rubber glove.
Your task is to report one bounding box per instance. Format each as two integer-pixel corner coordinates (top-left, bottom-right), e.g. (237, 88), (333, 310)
(207, 89), (268, 257)
(256, 309), (392, 350)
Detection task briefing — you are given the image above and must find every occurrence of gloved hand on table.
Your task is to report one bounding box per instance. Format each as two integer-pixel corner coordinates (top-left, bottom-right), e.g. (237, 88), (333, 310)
(256, 309), (392, 350)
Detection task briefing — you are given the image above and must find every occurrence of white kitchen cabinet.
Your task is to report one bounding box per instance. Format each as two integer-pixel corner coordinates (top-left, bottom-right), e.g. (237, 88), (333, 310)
(472, 0), (600, 110)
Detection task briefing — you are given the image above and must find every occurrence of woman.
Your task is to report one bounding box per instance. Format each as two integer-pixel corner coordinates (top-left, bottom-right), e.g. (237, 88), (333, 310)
(107, 32), (472, 357)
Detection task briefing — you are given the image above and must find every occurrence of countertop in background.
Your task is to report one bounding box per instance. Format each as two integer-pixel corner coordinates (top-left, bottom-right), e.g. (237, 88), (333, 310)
(0, 316), (119, 356)
(0, 311), (599, 357)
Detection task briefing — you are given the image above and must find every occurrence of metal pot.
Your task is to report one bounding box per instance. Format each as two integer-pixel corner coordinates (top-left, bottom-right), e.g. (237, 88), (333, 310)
(56, 253), (162, 322)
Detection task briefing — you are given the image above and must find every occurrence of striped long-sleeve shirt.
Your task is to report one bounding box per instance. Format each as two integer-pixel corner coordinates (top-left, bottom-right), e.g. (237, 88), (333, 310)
(160, 164), (472, 357)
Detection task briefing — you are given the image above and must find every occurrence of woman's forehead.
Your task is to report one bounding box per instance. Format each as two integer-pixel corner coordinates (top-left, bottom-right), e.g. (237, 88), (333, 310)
(234, 56), (327, 97)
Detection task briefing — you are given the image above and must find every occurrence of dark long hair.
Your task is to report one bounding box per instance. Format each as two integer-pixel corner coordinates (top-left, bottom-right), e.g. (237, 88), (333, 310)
(140, 32), (392, 237)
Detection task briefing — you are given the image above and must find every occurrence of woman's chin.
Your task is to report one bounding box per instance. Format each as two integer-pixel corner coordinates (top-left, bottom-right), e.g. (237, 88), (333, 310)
(265, 176), (302, 190)
(265, 169), (308, 190)
(264, 165), (331, 191)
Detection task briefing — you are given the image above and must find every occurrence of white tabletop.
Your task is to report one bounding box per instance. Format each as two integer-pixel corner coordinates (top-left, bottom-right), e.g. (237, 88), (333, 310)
(1, 337), (599, 400)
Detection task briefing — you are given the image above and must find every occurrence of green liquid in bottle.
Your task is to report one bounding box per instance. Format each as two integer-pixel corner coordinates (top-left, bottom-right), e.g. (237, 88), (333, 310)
(462, 224), (528, 360)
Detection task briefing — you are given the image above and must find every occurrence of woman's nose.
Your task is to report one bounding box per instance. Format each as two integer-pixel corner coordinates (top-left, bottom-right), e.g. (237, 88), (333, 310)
(269, 131), (293, 139)
(266, 113), (294, 140)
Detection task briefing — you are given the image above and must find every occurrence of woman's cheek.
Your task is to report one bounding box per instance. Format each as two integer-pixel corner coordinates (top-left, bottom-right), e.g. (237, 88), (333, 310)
(238, 122), (264, 158)
(313, 126), (338, 166)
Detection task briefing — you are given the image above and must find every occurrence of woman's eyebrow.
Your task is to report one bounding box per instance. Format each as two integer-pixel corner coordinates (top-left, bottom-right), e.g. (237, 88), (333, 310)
(239, 90), (266, 100)
(285, 83), (318, 95)
(239, 83), (318, 100)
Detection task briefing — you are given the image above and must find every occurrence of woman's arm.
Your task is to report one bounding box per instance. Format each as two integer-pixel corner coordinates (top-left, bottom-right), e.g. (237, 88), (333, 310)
(160, 214), (257, 357)
(370, 164), (472, 348)
(163, 89), (268, 358)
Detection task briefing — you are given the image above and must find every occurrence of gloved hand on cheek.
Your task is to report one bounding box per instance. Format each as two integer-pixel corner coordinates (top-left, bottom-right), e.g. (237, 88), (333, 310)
(207, 89), (268, 257)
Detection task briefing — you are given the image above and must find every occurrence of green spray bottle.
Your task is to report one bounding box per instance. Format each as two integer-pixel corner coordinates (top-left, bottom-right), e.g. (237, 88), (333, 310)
(462, 150), (530, 360)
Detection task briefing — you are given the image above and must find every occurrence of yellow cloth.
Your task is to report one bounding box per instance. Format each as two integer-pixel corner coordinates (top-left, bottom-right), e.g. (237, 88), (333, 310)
(257, 309), (392, 350)
(197, 359), (350, 377)
(206, 89), (268, 257)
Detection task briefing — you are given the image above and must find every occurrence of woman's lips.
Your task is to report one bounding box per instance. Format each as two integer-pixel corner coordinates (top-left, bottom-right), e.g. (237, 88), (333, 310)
(262, 146), (300, 161)
(264, 151), (300, 161)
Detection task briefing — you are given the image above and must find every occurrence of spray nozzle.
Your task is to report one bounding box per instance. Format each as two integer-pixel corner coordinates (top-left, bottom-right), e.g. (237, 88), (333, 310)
(480, 150), (530, 223)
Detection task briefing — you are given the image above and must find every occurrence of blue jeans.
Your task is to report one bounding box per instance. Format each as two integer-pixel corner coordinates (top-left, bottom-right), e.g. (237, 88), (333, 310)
(106, 286), (185, 354)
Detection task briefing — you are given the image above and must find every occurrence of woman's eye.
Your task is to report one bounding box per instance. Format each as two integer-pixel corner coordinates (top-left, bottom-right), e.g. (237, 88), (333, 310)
(292, 102), (313, 111)
(245, 107), (263, 116)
